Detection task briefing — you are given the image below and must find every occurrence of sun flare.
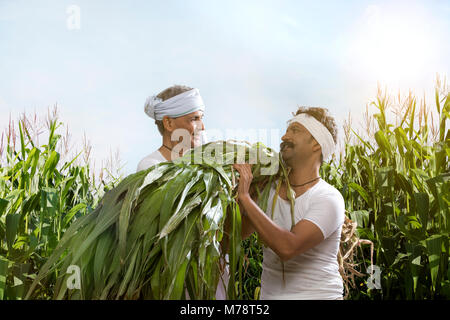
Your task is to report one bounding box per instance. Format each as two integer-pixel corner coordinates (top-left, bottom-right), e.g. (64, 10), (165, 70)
(350, 5), (437, 84)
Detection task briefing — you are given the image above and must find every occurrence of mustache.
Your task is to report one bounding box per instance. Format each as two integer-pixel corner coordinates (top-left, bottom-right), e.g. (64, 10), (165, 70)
(280, 141), (294, 150)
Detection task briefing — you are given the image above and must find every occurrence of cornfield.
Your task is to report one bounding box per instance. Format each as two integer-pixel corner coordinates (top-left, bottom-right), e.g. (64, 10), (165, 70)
(322, 81), (449, 299)
(0, 80), (448, 300)
(0, 109), (123, 300)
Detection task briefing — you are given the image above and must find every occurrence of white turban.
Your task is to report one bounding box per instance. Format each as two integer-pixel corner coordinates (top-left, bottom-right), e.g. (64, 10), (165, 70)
(144, 88), (205, 120)
(287, 113), (336, 161)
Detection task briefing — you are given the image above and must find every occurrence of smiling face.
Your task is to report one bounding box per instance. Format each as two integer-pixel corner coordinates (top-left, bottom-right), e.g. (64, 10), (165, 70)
(163, 110), (205, 148)
(280, 122), (321, 166)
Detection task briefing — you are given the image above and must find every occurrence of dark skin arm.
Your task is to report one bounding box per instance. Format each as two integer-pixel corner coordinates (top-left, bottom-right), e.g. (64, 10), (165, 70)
(232, 163), (325, 262)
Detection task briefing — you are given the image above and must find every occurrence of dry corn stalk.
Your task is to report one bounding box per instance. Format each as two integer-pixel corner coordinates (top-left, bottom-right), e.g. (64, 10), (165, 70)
(338, 214), (374, 299)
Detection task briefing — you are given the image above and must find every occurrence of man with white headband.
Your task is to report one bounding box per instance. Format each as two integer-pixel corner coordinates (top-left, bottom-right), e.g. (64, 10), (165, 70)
(136, 85), (228, 300)
(137, 85), (206, 171)
(233, 106), (345, 300)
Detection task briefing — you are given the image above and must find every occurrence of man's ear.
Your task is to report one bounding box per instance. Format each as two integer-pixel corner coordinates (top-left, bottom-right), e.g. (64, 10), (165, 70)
(310, 136), (321, 152)
(312, 142), (321, 153)
(162, 116), (174, 133)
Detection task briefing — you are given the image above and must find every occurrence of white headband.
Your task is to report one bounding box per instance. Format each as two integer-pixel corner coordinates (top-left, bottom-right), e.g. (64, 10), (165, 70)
(287, 113), (335, 161)
(144, 88), (205, 120)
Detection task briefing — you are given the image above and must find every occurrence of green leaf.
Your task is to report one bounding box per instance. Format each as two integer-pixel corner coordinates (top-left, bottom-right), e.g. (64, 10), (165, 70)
(0, 198), (8, 216)
(375, 130), (391, 156)
(426, 234), (443, 291)
(127, 186), (164, 247)
(18, 121), (26, 161)
(350, 210), (370, 228)
(28, 147), (41, 178)
(6, 213), (21, 250)
(63, 203), (87, 228)
(117, 243), (140, 297)
(151, 259), (163, 299)
(348, 182), (370, 205)
(43, 150), (60, 178)
(158, 168), (194, 232)
(395, 173), (413, 196)
(376, 166), (394, 193)
(159, 194), (202, 239)
(137, 163), (172, 193)
(0, 256), (8, 300)
(40, 187), (59, 219)
(413, 193), (429, 230)
(412, 168), (430, 181)
(405, 242), (423, 294)
(61, 176), (77, 200)
(170, 258), (189, 299)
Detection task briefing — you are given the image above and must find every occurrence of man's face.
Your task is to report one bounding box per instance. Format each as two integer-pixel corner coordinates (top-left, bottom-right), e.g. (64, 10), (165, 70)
(171, 110), (205, 148)
(280, 122), (319, 165)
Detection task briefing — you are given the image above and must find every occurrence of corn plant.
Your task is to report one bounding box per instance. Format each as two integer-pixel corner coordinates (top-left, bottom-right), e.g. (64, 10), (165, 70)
(238, 233), (263, 300)
(0, 111), (121, 300)
(321, 82), (450, 299)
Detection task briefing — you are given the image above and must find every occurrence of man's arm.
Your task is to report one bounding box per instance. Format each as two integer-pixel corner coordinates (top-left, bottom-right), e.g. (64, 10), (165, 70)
(240, 208), (255, 240)
(239, 195), (324, 261)
(233, 164), (325, 262)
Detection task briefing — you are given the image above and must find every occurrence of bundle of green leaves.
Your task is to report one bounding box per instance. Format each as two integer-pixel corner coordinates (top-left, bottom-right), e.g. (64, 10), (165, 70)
(26, 141), (289, 300)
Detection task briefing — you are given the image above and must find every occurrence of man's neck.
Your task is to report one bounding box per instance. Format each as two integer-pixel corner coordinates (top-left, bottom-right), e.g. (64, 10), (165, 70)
(158, 145), (171, 161)
(287, 161), (321, 186)
(159, 136), (186, 161)
(158, 136), (174, 161)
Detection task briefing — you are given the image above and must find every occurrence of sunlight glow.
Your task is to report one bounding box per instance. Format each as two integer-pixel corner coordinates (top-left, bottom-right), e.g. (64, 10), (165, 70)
(350, 5), (437, 84)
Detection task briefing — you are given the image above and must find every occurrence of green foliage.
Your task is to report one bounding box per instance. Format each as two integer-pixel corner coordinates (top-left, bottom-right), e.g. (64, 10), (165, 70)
(320, 84), (450, 299)
(239, 233), (263, 300)
(2, 80), (448, 300)
(0, 115), (120, 300)
(25, 141), (285, 300)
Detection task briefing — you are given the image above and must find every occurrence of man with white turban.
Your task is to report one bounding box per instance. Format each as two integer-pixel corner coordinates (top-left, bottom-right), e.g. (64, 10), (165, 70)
(233, 106), (346, 300)
(137, 85), (228, 300)
(137, 85), (206, 171)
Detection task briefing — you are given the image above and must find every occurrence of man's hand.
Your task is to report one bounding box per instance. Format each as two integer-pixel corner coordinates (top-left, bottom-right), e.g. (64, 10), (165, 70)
(233, 163), (325, 261)
(232, 164), (253, 201)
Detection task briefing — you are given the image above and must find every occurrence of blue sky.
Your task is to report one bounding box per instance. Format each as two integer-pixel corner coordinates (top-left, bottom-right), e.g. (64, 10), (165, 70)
(1, 0), (449, 175)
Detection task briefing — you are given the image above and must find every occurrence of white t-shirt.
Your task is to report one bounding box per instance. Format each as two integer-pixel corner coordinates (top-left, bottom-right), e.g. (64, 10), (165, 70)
(136, 150), (167, 172)
(136, 148), (229, 299)
(260, 178), (345, 300)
